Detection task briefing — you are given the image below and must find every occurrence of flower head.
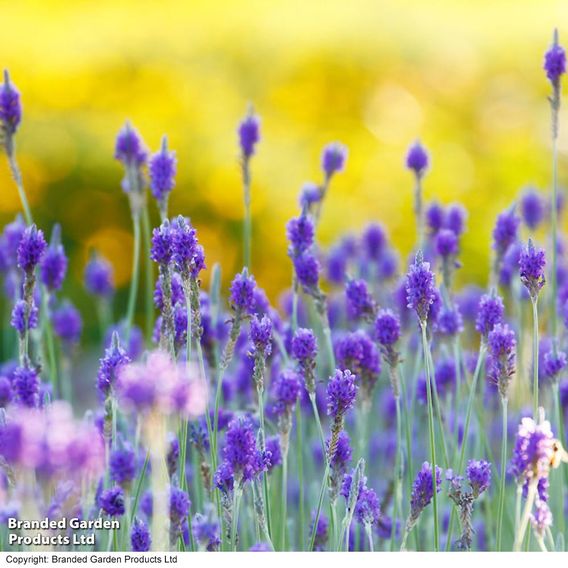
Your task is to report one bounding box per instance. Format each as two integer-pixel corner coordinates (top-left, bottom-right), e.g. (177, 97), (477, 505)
(40, 226), (67, 291)
(326, 369), (358, 418)
(52, 301), (82, 344)
(543, 349), (567, 381)
(13, 365), (40, 407)
(99, 487), (125, 517)
(286, 213), (315, 256)
(238, 111), (261, 159)
(426, 202), (445, 235)
(0, 71), (22, 137)
(466, 459), (491, 498)
(150, 220), (174, 265)
(17, 225), (47, 273)
(487, 323), (516, 400)
(492, 208), (520, 255)
(406, 252), (436, 324)
(293, 252), (320, 290)
(97, 332), (131, 398)
(11, 299), (38, 335)
(346, 279), (375, 320)
(110, 446), (137, 487)
(520, 188), (544, 230)
(272, 370), (302, 415)
(131, 518), (151, 552)
(291, 328), (318, 362)
(84, 253), (114, 297)
(544, 31), (566, 86)
(374, 309), (401, 347)
(435, 229), (458, 258)
(229, 269), (256, 314)
(250, 314), (273, 358)
(362, 223), (386, 260)
(405, 141), (429, 177)
(475, 292), (504, 337)
(115, 122), (147, 167)
(321, 142), (347, 179)
(149, 136), (177, 202)
(410, 462), (442, 520)
(445, 204), (467, 237)
(519, 239), (546, 299)
(510, 416), (556, 484)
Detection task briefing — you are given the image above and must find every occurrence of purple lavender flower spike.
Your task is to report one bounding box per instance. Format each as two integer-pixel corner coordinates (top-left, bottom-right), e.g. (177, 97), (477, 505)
(40, 224), (67, 291)
(519, 239), (546, 299)
(11, 299), (38, 334)
(345, 278), (376, 321)
(405, 141), (429, 177)
(492, 208), (520, 257)
(0, 70), (22, 137)
(110, 446), (137, 489)
(435, 229), (458, 258)
(487, 323), (516, 400)
(149, 136), (177, 214)
(426, 202), (445, 235)
(309, 512), (329, 551)
(544, 30), (566, 86)
(238, 110), (261, 159)
(97, 331), (131, 398)
(293, 251), (320, 291)
(85, 252), (114, 297)
(114, 122), (147, 167)
(99, 486), (125, 517)
(299, 182), (322, 209)
(52, 301), (82, 345)
(406, 251), (436, 325)
(543, 348), (567, 382)
(362, 223), (386, 261)
(13, 364), (40, 407)
(17, 225), (47, 273)
(131, 518), (151, 551)
(321, 142), (347, 181)
(150, 220), (174, 266)
(286, 212), (315, 256)
(407, 462), (442, 528)
(229, 268), (256, 314)
(475, 292), (504, 338)
(520, 187), (544, 230)
(445, 203), (467, 236)
(192, 508), (221, 551)
(326, 369), (357, 460)
(466, 459), (491, 498)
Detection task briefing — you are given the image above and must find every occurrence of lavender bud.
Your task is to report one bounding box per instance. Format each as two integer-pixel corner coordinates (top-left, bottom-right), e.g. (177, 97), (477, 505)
(0, 70), (22, 138)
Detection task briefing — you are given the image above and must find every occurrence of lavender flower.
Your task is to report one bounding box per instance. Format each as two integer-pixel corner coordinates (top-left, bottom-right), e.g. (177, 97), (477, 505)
(519, 239), (546, 299)
(40, 225), (67, 291)
(326, 369), (357, 459)
(466, 460), (491, 498)
(299, 182), (322, 208)
(475, 292), (504, 338)
(543, 348), (567, 381)
(97, 332), (131, 398)
(13, 365), (40, 407)
(487, 323), (516, 400)
(114, 122), (147, 167)
(544, 32), (566, 86)
(11, 299), (38, 334)
(238, 112), (261, 159)
(520, 188), (544, 230)
(426, 202), (445, 235)
(405, 141), (429, 177)
(84, 253), (114, 297)
(52, 302), (82, 344)
(321, 142), (347, 181)
(150, 220), (174, 266)
(345, 279), (376, 321)
(192, 509), (221, 551)
(149, 136), (177, 211)
(406, 252), (436, 324)
(286, 213), (315, 256)
(229, 269), (256, 314)
(310, 512), (329, 551)
(110, 446), (137, 488)
(291, 327), (318, 394)
(435, 229), (458, 258)
(436, 306), (464, 337)
(99, 487), (125, 517)
(17, 225), (46, 273)
(510, 416), (556, 484)
(170, 487), (191, 542)
(293, 252), (320, 291)
(492, 208), (520, 257)
(362, 223), (386, 260)
(355, 486), (381, 527)
(375, 309), (401, 347)
(0, 71), (22, 137)
(131, 518), (151, 551)
(408, 462), (442, 526)
(445, 204), (467, 237)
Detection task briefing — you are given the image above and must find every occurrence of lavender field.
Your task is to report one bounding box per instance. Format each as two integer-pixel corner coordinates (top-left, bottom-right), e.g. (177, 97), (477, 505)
(1, 28), (568, 554)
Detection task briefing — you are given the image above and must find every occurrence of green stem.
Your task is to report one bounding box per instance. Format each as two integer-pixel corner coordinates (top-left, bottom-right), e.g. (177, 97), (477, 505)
(296, 404), (305, 549)
(141, 205), (154, 344)
(365, 523), (374, 552)
(230, 486), (243, 551)
(513, 479), (538, 551)
(243, 161), (252, 269)
(531, 297), (539, 418)
(6, 143), (33, 226)
(551, 122), (559, 341)
(420, 321), (439, 551)
(390, 394), (403, 550)
(280, 448), (288, 550)
(126, 214), (141, 338)
(496, 397), (508, 551)
(308, 462), (330, 551)
(41, 289), (59, 398)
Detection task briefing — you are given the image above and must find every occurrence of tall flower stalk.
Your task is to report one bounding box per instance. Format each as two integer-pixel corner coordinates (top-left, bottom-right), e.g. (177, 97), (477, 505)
(405, 141), (429, 249)
(405, 251), (439, 549)
(238, 108), (260, 270)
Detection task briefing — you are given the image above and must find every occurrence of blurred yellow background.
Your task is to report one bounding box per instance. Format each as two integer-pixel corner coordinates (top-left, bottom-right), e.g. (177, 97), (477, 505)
(1, 0), (568, 313)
